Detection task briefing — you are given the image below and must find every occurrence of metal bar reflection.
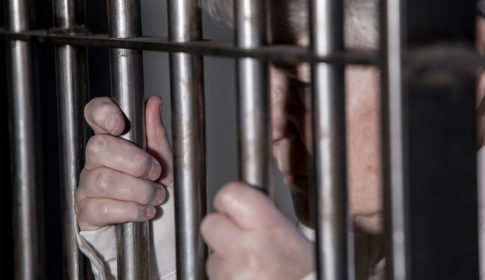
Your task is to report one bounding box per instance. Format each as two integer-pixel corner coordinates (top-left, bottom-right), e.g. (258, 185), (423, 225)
(235, 0), (271, 192)
(0, 29), (380, 65)
(6, 0), (40, 279)
(107, 0), (149, 279)
(379, 0), (409, 278)
(309, 0), (350, 279)
(53, 0), (88, 279)
(167, 0), (207, 279)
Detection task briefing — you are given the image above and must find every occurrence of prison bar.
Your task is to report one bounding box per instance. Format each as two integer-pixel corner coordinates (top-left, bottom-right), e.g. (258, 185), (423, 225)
(309, 0), (350, 279)
(2, 0), (483, 279)
(168, 0), (208, 279)
(379, 0), (410, 278)
(0, 29), (380, 66)
(6, 0), (41, 278)
(235, 0), (272, 192)
(53, 0), (88, 279)
(107, 0), (149, 278)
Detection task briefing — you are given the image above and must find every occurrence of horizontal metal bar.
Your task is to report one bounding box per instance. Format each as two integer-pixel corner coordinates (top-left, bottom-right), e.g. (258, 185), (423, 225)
(0, 29), (377, 65)
(0, 29), (482, 71)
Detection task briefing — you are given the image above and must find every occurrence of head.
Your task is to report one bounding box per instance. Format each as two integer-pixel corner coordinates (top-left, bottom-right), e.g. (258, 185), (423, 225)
(203, 0), (382, 233)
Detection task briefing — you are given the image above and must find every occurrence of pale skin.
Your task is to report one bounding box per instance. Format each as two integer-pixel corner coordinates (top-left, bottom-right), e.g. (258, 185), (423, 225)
(76, 17), (485, 280)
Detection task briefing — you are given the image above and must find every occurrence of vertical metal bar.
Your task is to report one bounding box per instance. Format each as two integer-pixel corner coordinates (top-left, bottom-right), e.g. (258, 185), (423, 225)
(379, 0), (409, 278)
(6, 0), (40, 279)
(309, 0), (349, 279)
(234, 0), (271, 192)
(167, 1), (207, 279)
(107, 0), (148, 279)
(53, 0), (88, 279)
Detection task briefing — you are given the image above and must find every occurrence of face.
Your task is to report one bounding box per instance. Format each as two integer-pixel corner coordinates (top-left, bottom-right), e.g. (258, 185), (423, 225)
(270, 38), (383, 234)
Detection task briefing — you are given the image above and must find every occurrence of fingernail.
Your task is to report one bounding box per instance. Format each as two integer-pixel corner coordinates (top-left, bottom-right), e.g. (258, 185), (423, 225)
(154, 187), (166, 204)
(145, 206), (156, 218)
(148, 159), (162, 180)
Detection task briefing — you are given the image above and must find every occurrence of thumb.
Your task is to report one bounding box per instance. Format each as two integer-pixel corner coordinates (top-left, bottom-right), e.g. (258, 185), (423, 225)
(213, 182), (289, 230)
(145, 96), (173, 187)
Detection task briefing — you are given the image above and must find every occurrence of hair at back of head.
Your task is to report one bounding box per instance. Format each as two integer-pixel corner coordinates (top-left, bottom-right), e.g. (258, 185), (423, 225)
(201, 0), (379, 49)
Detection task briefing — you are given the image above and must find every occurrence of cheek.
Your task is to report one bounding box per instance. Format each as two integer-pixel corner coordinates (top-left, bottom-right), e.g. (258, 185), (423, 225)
(345, 67), (382, 215)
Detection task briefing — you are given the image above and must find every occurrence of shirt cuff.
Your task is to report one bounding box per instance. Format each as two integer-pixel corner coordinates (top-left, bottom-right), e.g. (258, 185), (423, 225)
(77, 225), (117, 280)
(297, 222), (316, 242)
(301, 272), (316, 280)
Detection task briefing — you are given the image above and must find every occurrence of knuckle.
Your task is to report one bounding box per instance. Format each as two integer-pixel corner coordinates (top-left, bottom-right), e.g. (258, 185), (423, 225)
(86, 135), (101, 153)
(74, 188), (83, 207)
(77, 169), (88, 193)
(95, 202), (111, 220)
(86, 135), (107, 157)
(74, 197), (81, 217)
(93, 169), (111, 193)
(75, 199), (89, 220)
(132, 152), (151, 177)
(243, 252), (260, 273)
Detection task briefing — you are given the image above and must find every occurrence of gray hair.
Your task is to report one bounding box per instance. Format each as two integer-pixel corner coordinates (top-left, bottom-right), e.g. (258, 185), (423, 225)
(202, 0), (379, 49)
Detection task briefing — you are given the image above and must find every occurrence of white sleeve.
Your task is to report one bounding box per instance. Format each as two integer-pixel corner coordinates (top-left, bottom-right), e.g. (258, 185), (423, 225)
(77, 185), (177, 280)
(78, 225), (116, 280)
(301, 272), (316, 280)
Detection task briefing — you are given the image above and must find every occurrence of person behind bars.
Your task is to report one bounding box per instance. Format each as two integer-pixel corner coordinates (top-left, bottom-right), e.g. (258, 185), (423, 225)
(74, 0), (485, 279)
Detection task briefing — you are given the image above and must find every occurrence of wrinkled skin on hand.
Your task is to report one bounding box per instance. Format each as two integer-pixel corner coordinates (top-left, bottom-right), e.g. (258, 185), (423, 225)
(75, 96), (173, 231)
(201, 182), (314, 280)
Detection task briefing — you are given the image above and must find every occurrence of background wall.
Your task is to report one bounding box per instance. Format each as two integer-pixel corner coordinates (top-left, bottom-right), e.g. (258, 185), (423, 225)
(140, 1), (297, 220)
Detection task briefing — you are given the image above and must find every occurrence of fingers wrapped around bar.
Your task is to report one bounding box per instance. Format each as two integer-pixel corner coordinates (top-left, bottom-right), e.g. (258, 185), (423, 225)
(200, 182), (314, 280)
(76, 96), (173, 231)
